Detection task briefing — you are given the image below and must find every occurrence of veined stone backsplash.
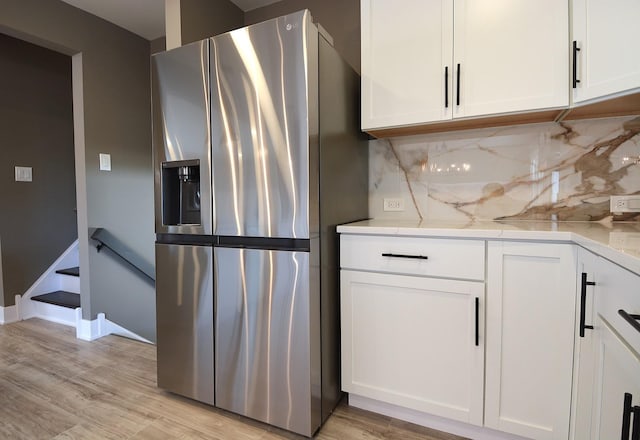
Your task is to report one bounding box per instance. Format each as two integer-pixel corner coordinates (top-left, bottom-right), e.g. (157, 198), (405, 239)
(370, 116), (640, 222)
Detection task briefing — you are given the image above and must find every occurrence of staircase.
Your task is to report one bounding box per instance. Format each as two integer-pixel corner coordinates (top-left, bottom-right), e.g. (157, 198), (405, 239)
(14, 240), (152, 343)
(20, 241), (80, 327)
(31, 267), (81, 309)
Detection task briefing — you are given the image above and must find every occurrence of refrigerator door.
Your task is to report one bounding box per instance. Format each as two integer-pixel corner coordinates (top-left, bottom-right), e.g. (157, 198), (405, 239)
(156, 243), (214, 405)
(214, 246), (318, 436)
(152, 40), (212, 235)
(210, 10), (311, 239)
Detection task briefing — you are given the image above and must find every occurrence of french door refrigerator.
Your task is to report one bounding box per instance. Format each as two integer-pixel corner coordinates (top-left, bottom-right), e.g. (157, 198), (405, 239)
(153, 10), (367, 437)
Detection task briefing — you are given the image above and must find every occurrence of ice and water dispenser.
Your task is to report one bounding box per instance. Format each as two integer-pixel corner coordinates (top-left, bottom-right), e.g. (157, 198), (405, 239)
(161, 160), (201, 226)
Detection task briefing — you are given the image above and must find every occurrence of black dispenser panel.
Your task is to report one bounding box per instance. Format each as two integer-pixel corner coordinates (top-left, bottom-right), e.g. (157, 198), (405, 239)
(162, 160), (201, 226)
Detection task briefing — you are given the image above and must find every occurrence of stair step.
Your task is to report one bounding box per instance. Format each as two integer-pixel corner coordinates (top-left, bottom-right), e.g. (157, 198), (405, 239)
(56, 267), (80, 277)
(31, 291), (80, 309)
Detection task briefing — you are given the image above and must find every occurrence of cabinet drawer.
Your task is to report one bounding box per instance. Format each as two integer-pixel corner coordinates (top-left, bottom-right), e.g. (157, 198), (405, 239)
(597, 260), (640, 355)
(340, 234), (485, 281)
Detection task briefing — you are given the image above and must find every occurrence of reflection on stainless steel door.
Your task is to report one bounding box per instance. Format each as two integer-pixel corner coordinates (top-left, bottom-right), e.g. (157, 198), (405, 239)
(152, 40), (212, 235)
(210, 11), (310, 239)
(156, 243), (214, 405)
(214, 246), (316, 436)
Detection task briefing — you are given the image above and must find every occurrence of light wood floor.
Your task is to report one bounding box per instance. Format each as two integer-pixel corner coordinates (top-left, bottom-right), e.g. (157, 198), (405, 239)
(0, 319), (467, 440)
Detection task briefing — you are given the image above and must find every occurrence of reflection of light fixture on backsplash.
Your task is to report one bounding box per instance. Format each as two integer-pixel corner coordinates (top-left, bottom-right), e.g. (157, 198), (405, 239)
(622, 156), (640, 165)
(429, 162), (472, 174)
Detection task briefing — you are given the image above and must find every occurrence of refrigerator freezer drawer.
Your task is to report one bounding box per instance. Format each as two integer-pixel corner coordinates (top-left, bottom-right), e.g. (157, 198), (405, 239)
(214, 246), (319, 436)
(156, 243), (214, 405)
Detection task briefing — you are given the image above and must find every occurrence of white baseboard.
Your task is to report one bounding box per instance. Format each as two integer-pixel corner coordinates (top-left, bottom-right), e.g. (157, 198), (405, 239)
(75, 310), (152, 344)
(26, 302), (77, 327)
(348, 394), (530, 440)
(0, 304), (19, 324)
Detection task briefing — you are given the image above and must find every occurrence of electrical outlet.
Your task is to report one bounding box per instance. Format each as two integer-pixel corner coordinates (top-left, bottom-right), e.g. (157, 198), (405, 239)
(383, 198), (405, 212)
(610, 195), (640, 214)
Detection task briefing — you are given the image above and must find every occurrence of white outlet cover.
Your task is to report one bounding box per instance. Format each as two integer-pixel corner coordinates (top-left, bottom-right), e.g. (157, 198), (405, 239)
(15, 166), (33, 182)
(99, 153), (111, 171)
(383, 197), (405, 212)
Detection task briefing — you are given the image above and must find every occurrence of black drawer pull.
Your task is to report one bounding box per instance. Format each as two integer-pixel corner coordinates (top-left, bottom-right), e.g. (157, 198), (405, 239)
(381, 253), (428, 260)
(619, 309), (640, 334)
(632, 406), (640, 440)
(623, 393), (633, 440)
(475, 297), (480, 347)
(456, 63), (461, 106)
(580, 272), (595, 337)
(572, 40), (581, 89)
(445, 66), (449, 108)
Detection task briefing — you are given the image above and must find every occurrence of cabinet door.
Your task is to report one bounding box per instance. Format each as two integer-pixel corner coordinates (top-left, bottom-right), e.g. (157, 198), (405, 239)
(453, 0), (568, 118)
(486, 242), (577, 440)
(341, 270), (484, 425)
(360, 0), (453, 130)
(571, 248), (600, 440)
(572, 0), (640, 103)
(590, 317), (640, 439)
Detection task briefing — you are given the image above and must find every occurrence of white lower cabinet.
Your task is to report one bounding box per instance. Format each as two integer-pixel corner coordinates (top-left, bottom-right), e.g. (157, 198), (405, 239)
(591, 317), (640, 439)
(340, 269), (485, 425)
(486, 242), (577, 440)
(340, 235), (584, 439)
(572, 249), (640, 440)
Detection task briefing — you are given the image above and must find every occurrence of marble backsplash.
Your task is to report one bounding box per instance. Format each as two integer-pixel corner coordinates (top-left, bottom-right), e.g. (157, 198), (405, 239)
(370, 116), (640, 222)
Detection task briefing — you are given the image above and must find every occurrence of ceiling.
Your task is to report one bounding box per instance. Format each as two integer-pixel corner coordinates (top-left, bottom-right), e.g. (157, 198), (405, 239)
(59, 0), (282, 41)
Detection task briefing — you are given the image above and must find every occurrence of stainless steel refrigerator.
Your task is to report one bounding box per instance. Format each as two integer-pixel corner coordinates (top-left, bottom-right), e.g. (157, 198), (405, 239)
(153, 10), (368, 437)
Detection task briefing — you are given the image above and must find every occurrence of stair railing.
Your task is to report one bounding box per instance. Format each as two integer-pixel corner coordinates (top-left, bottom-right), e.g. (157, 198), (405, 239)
(90, 228), (155, 282)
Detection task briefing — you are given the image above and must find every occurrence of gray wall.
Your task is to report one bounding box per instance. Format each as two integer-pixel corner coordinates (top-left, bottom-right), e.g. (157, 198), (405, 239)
(244, 0), (360, 74)
(180, 0), (244, 44)
(0, 33), (76, 306)
(0, 0), (156, 341)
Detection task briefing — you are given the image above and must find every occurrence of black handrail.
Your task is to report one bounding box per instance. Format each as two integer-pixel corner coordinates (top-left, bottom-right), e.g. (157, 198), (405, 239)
(90, 228), (155, 282)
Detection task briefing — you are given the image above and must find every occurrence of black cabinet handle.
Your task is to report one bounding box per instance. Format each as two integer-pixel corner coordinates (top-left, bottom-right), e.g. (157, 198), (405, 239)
(475, 297), (480, 346)
(619, 309), (640, 334)
(580, 272), (595, 337)
(624, 393), (633, 440)
(381, 253), (428, 260)
(445, 66), (449, 108)
(632, 406), (640, 440)
(456, 63), (461, 106)
(573, 41), (581, 89)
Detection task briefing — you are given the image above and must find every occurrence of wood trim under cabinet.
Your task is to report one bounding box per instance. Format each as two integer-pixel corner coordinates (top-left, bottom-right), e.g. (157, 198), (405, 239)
(563, 92), (640, 121)
(364, 92), (640, 139)
(365, 109), (564, 138)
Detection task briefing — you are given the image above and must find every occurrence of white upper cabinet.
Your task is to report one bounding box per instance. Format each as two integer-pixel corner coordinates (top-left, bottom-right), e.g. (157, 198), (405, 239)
(361, 0), (569, 131)
(572, 0), (640, 104)
(454, 0), (569, 118)
(361, 0), (453, 129)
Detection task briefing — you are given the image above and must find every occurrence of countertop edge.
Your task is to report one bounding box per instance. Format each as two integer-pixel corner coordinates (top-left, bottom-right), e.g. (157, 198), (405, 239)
(337, 223), (640, 276)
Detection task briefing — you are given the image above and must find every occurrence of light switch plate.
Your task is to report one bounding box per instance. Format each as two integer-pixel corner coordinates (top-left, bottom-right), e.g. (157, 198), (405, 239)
(15, 166), (32, 182)
(99, 153), (111, 171)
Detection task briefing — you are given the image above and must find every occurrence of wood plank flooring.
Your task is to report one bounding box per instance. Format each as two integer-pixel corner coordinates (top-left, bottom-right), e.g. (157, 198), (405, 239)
(0, 319), (467, 440)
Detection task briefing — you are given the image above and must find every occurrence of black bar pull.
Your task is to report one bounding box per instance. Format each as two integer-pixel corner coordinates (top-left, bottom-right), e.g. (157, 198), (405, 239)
(475, 297), (480, 346)
(573, 41), (581, 89)
(445, 66), (449, 108)
(619, 309), (640, 335)
(381, 253), (428, 260)
(580, 272), (595, 337)
(623, 393), (633, 440)
(632, 406), (640, 440)
(456, 63), (461, 106)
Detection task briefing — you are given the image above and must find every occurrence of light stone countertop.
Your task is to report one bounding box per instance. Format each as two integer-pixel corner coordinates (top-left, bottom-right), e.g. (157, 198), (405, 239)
(337, 219), (640, 275)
